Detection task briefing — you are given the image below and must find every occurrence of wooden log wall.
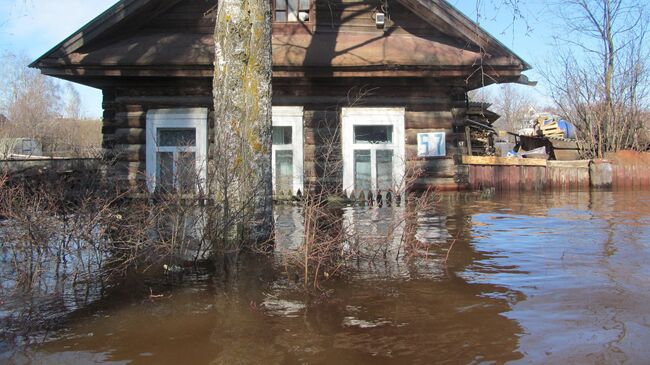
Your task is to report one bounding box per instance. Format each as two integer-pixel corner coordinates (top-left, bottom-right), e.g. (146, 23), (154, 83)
(274, 77), (466, 193)
(302, 108), (343, 192)
(102, 83), (215, 188)
(102, 77), (468, 192)
(404, 109), (464, 191)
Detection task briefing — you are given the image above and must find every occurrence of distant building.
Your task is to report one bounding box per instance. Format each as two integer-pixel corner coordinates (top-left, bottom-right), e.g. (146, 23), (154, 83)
(0, 138), (44, 159)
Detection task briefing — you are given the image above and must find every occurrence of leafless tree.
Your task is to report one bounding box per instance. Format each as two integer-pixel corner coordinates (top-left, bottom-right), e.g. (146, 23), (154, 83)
(63, 83), (82, 120)
(0, 52), (62, 129)
(491, 84), (538, 132)
(469, 84), (539, 132)
(0, 52), (101, 157)
(542, 0), (649, 157)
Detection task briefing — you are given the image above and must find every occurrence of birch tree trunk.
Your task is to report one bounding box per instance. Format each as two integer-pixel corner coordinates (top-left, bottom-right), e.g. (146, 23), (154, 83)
(212, 0), (273, 251)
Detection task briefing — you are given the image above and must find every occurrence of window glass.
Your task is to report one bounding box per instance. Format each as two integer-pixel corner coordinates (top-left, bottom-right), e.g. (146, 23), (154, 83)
(376, 150), (393, 191)
(22, 140), (33, 154)
(354, 150), (372, 192)
(158, 129), (196, 147)
(299, 0), (310, 10)
(275, 11), (287, 21)
(273, 126), (293, 145)
(178, 152), (197, 193)
(287, 3), (298, 21)
(275, 150), (293, 193)
(157, 152), (174, 192)
(354, 126), (393, 144)
(288, 0), (298, 13)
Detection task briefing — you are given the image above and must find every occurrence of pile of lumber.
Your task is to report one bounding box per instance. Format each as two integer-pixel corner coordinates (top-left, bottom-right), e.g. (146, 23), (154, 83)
(539, 120), (565, 138)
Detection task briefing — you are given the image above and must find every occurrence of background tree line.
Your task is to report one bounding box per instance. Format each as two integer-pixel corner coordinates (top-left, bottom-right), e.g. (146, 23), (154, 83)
(0, 52), (101, 158)
(470, 0), (649, 157)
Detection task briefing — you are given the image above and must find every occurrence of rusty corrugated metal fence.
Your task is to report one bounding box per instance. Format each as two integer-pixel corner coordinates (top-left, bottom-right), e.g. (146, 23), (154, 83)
(464, 153), (650, 191)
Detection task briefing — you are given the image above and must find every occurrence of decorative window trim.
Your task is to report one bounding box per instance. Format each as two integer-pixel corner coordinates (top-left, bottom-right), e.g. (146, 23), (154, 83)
(146, 108), (208, 193)
(272, 106), (304, 195)
(341, 107), (405, 196)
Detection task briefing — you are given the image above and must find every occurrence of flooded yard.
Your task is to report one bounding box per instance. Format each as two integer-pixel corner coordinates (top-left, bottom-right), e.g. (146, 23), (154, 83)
(2, 190), (650, 364)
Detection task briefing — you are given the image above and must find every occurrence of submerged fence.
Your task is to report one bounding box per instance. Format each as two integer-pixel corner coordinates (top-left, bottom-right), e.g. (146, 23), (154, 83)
(1, 157), (100, 178)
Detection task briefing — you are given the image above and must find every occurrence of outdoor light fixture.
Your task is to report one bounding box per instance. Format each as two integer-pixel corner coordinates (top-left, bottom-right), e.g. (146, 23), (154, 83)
(375, 12), (385, 28)
(298, 11), (310, 22)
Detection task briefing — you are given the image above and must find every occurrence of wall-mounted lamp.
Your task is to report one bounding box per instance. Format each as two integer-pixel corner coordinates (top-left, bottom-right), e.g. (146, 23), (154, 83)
(298, 11), (310, 22)
(375, 12), (385, 28)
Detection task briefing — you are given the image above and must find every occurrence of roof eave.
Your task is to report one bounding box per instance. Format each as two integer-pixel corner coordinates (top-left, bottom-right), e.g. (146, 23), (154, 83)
(397, 0), (532, 72)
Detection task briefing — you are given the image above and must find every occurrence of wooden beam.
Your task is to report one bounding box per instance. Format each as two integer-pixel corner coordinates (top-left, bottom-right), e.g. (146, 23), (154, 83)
(465, 126), (473, 156)
(547, 160), (590, 169)
(462, 155), (548, 167)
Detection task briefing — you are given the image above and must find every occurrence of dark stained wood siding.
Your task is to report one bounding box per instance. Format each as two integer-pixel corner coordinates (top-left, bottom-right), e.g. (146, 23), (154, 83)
(140, 1), (216, 34)
(134, 0), (457, 38)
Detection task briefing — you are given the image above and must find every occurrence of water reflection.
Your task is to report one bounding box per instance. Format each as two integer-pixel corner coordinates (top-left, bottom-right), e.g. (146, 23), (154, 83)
(2, 190), (650, 364)
(14, 270), (524, 364)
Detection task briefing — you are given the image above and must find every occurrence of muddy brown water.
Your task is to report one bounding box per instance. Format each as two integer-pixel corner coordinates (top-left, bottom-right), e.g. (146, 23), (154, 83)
(2, 191), (650, 364)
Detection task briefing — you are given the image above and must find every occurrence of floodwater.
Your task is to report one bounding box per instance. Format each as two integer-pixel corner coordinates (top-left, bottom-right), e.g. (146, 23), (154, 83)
(2, 190), (650, 364)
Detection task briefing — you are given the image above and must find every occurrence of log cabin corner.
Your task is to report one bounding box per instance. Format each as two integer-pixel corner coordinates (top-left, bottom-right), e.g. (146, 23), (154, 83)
(30, 0), (531, 197)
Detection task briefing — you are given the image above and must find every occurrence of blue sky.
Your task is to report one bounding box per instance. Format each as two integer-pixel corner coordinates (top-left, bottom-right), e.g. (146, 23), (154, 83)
(0, 0), (555, 118)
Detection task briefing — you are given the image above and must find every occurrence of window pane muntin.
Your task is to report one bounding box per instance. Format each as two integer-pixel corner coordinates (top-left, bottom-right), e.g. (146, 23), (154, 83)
(354, 125), (393, 144)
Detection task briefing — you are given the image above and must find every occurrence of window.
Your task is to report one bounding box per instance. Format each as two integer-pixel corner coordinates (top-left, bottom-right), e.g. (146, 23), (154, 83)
(274, 0), (311, 22)
(146, 108), (208, 193)
(272, 107), (304, 195)
(342, 108), (405, 196)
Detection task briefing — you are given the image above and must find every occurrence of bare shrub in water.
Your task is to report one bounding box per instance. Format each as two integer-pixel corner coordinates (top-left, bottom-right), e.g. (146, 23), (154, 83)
(274, 126), (441, 289)
(280, 181), (440, 290)
(0, 158), (217, 296)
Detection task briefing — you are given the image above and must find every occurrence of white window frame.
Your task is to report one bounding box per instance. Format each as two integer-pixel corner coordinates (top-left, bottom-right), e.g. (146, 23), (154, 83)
(146, 108), (208, 193)
(272, 106), (304, 195)
(342, 107), (405, 196)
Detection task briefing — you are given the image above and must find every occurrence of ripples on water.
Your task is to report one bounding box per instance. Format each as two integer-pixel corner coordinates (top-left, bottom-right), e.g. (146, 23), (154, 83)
(2, 191), (650, 364)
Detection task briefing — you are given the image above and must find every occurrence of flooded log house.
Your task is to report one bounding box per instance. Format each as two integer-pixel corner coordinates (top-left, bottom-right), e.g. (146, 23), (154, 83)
(30, 0), (530, 195)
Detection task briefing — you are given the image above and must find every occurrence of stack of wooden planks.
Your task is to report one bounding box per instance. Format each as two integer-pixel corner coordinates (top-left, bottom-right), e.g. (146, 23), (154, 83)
(538, 120), (565, 138)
